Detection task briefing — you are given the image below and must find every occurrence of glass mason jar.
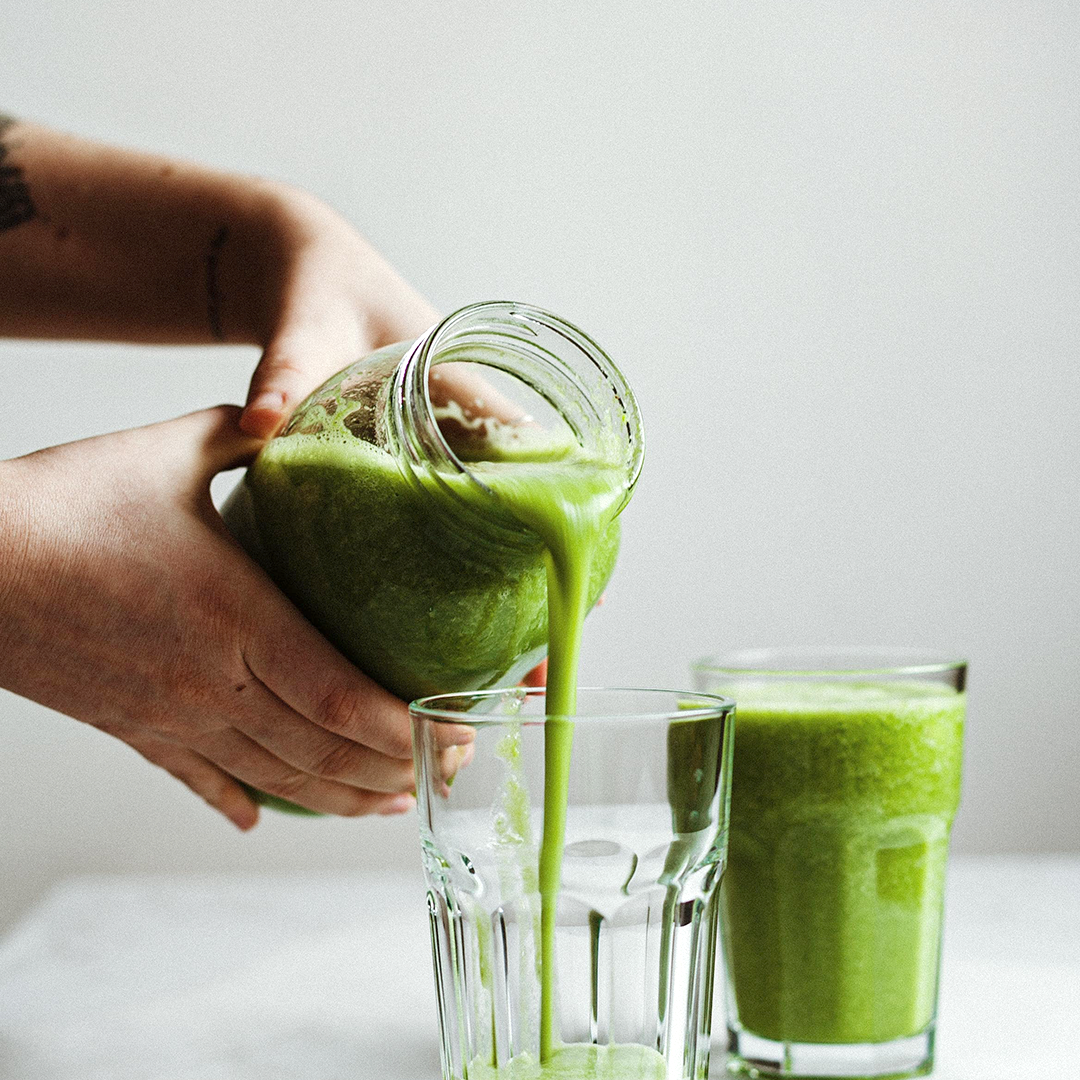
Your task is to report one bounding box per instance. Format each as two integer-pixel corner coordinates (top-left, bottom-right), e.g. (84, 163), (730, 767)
(221, 302), (644, 808)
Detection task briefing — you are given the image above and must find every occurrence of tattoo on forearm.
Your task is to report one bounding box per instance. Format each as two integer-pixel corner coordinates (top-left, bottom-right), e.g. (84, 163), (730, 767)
(205, 224), (229, 341)
(0, 114), (36, 232)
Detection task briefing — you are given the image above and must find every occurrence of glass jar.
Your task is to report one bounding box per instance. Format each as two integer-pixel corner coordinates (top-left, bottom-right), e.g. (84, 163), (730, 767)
(222, 300), (643, 707)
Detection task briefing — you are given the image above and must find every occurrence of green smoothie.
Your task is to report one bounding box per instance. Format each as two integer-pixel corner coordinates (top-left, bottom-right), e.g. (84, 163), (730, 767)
(720, 681), (965, 1045)
(224, 426), (620, 704)
(466, 1044), (667, 1080)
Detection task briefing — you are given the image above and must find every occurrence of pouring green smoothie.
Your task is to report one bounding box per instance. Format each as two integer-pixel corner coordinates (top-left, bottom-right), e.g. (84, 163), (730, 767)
(222, 303), (647, 1074)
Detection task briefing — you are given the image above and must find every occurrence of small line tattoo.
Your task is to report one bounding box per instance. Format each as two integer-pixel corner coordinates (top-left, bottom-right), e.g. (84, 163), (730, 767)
(206, 224), (229, 341)
(0, 114), (36, 232)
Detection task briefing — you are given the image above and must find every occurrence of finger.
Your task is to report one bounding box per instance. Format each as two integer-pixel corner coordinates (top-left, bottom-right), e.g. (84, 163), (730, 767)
(236, 680), (416, 794)
(522, 658), (548, 687)
(241, 597), (475, 761)
(194, 727), (394, 817)
(429, 363), (531, 424)
(441, 742), (474, 782)
(129, 737), (259, 831)
(150, 405), (264, 487)
(241, 321), (361, 439)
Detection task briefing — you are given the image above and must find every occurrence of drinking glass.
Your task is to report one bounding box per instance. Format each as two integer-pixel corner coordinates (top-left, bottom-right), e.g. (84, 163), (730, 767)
(692, 649), (966, 1079)
(411, 687), (736, 1080)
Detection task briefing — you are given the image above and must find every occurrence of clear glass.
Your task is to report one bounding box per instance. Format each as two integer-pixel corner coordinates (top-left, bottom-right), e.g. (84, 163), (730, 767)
(691, 649), (966, 1079)
(411, 687), (736, 1080)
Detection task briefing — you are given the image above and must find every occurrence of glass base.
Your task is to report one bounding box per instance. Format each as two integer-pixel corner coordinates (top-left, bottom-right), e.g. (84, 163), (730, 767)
(725, 1025), (934, 1079)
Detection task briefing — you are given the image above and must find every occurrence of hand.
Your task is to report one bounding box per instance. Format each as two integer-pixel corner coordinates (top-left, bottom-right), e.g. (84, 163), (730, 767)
(239, 189), (439, 439)
(0, 406), (473, 828)
(0, 120), (438, 441)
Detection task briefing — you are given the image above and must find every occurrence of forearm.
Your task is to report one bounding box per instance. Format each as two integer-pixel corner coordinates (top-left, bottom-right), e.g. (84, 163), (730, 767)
(0, 115), (292, 345)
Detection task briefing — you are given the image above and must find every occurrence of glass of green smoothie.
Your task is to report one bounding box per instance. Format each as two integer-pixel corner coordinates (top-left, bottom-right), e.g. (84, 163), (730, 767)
(411, 686), (736, 1080)
(691, 649), (966, 1080)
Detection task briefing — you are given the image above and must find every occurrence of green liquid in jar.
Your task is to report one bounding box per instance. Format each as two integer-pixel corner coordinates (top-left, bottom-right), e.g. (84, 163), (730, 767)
(225, 431), (621, 704)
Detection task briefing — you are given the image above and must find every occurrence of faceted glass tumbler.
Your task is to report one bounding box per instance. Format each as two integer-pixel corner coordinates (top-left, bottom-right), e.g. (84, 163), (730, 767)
(411, 687), (736, 1080)
(693, 649), (966, 1080)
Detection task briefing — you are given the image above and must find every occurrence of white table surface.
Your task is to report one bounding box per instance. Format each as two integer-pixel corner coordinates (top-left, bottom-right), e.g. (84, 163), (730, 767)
(0, 857), (1076, 1080)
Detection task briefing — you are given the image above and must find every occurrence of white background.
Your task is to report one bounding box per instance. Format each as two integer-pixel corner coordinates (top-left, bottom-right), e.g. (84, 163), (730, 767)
(0, 1), (1077, 931)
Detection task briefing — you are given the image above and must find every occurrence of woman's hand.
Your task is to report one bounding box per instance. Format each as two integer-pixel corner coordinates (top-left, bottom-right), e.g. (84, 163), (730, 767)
(238, 189), (439, 439)
(0, 117), (439, 439)
(0, 406), (473, 828)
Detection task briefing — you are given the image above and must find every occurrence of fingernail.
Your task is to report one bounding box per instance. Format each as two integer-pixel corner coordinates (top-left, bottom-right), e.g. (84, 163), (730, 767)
(240, 393), (287, 438)
(247, 390), (287, 412)
(446, 725), (476, 746)
(441, 745), (465, 782)
(379, 793), (415, 816)
(446, 743), (475, 775)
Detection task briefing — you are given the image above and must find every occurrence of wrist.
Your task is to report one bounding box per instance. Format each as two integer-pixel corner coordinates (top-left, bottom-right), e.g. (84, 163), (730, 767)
(243, 182), (438, 350)
(228, 181), (341, 345)
(0, 457), (33, 633)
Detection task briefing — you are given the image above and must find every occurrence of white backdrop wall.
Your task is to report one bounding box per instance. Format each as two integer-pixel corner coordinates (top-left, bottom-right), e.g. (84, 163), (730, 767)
(0, 1), (1077, 931)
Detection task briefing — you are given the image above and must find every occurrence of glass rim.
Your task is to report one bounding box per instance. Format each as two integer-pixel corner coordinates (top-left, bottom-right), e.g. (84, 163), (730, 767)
(409, 685), (735, 725)
(692, 646), (967, 678)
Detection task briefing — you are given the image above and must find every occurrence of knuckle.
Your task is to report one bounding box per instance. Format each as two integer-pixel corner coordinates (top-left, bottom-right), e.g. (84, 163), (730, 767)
(263, 352), (307, 380)
(141, 707), (192, 743)
(315, 685), (367, 737)
(263, 768), (312, 803)
(310, 739), (364, 783)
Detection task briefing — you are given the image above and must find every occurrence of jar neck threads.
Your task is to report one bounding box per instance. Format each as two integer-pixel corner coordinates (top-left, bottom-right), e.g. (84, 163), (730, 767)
(387, 301), (644, 552)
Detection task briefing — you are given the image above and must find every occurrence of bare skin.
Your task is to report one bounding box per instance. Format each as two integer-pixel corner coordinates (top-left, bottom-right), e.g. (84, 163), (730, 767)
(0, 117), (475, 827)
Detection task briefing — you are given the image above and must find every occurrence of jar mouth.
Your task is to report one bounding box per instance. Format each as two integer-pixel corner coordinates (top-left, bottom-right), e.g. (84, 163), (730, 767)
(388, 301), (644, 546)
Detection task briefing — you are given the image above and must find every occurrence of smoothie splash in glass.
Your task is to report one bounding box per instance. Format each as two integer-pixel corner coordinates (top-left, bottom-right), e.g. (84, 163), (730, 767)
(693, 649), (965, 1080)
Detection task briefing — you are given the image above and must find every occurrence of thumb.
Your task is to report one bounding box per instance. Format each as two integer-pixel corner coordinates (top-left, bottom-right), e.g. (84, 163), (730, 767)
(154, 405), (264, 488)
(241, 323), (361, 440)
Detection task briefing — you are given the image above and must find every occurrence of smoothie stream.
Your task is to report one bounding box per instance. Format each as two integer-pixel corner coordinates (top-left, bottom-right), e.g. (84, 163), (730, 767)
(479, 455), (628, 1063)
(431, 454), (671, 1079)
(721, 680), (965, 1045)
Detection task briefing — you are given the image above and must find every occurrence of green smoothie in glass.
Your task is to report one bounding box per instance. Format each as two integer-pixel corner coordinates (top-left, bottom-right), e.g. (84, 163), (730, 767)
(693, 652), (965, 1079)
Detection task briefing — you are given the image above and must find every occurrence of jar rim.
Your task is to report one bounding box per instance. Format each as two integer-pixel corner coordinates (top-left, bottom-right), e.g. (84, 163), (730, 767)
(387, 301), (644, 547)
